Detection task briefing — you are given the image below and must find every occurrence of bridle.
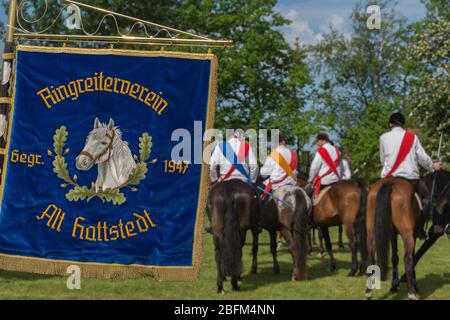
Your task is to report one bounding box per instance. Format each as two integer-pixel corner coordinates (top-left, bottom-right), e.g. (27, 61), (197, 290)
(79, 130), (115, 164)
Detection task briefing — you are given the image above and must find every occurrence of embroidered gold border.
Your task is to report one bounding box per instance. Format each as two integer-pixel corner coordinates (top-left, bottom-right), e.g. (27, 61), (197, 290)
(0, 45), (218, 281)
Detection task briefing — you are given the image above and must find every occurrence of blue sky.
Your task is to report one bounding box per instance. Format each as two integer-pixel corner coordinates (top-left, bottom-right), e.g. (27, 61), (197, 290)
(275, 0), (427, 45)
(1, 1), (426, 48)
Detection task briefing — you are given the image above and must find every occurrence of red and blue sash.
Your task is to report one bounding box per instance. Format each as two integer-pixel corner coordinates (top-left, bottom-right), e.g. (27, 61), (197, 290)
(218, 141), (251, 184)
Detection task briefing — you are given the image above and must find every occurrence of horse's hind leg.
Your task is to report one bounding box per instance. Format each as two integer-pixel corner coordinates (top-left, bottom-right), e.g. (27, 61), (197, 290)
(251, 228), (259, 274)
(345, 223), (358, 276)
(318, 228), (325, 257)
(213, 235), (225, 294)
(312, 227), (317, 245)
(231, 276), (240, 291)
(321, 226), (337, 271)
(269, 230), (280, 274)
(338, 224), (345, 248)
(390, 232), (400, 293)
(281, 228), (298, 280)
(307, 227), (313, 254)
(404, 234), (419, 300)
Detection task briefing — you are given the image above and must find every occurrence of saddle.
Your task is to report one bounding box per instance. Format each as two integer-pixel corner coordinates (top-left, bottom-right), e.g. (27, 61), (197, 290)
(313, 185), (332, 207)
(271, 185), (312, 214)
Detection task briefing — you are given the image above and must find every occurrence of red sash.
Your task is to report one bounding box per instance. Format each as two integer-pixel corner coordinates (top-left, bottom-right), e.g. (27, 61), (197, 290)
(219, 142), (250, 182)
(384, 131), (415, 178)
(312, 146), (341, 196)
(262, 150), (298, 198)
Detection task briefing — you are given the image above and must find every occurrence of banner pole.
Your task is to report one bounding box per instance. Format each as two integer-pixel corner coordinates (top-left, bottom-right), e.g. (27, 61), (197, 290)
(0, 0), (17, 173)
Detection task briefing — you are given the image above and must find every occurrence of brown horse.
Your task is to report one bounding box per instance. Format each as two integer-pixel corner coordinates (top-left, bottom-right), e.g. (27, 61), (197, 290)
(365, 178), (421, 300)
(255, 184), (310, 280)
(207, 179), (260, 293)
(310, 179), (368, 276)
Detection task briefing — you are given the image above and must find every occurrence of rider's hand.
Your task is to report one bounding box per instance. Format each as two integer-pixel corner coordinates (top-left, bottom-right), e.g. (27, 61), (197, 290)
(433, 162), (441, 171)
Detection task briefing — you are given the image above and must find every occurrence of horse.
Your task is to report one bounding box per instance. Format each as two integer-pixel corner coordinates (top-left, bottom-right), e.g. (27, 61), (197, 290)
(75, 118), (136, 191)
(365, 178), (423, 300)
(296, 172), (345, 255)
(399, 170), (450, 282)
(207, 179), (260, 293)
(254, 184), (311, 281)
(304, 179), (368, 276)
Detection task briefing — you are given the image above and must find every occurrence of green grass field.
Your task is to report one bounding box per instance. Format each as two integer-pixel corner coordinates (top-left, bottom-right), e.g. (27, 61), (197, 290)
(0, 227), (448, 300)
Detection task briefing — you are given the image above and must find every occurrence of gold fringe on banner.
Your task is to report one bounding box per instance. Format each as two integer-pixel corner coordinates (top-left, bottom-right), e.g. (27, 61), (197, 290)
(0, 45), (218, 281)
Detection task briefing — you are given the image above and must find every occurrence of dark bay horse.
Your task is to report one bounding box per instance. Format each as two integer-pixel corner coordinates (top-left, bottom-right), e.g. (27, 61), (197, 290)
(255, 185), (310, 280)
(365, 178), (421, 300)
(399, 170), (450, 282)
(309, 179), (368, 276)
(207, 179), (259, 293)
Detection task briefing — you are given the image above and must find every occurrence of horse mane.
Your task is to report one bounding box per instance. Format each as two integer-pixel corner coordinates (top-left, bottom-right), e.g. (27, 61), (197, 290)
(110, 128), (135, 177)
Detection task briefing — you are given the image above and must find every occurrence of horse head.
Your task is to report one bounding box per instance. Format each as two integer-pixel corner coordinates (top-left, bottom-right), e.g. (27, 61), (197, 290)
(76, 118), (117, 171)
(435, 183), (450, 236)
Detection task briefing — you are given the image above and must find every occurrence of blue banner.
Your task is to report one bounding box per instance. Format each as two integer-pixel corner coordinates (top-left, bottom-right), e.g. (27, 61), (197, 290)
(0, 47), (217, 279)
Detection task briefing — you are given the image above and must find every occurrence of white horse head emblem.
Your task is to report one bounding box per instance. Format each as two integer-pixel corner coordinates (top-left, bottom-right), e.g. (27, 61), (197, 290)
(76, 118), (136, 192)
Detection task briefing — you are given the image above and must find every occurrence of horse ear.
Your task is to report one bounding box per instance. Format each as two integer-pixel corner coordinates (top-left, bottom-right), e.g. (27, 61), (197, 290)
(94, 117), (100, 128)
(108, 118), (115, 130)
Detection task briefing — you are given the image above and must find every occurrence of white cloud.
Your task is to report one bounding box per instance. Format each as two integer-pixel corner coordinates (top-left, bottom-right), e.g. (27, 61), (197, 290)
(284, 10), (317, 45)
(283, 10), (348, 46)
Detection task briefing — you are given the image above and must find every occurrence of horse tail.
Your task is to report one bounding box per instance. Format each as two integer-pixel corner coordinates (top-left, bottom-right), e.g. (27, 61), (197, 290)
(356, 179), (368, 270)
(221, 190), (242, 277)
(293, 189), (309, 280)
(375, 182), (393, 281)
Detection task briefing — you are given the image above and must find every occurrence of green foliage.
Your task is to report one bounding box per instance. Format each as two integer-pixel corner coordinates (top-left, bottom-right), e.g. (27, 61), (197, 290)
(138, 133), (152, 163)
(406, 1), (450, 165)
(177, 0), (313, 145)
(53, 126), (68, 156)
(52, 155), (72, 184)
(310, 0), (411, 178)
(341, 101), (392, 182)
(100, 188), (126, 206)
(66, 185), (90, 202)
(127, 162), (148, 186)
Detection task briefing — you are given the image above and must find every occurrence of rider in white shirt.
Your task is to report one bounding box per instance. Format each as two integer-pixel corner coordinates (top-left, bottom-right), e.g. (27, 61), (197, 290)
(260, 134), (297, 190)
(380, 112), (440, 238)
(210, 129), (259, 184)
(308, 132), (341, 188)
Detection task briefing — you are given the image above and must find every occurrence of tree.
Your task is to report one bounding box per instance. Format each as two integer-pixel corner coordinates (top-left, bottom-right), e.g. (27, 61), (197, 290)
(177, 0), (313, 145)
(310, 0), (410, 178)
(2, 0), (314, 149)
(406, 0), (450, 165)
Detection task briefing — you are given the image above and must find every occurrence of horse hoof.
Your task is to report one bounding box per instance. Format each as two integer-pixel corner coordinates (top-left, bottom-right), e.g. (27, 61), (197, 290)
(390, 287), (398, 293)
(232, 286), (240, 292)
(218, 289), (225, 295)
(399, 274), (407, 283)
(365, 290), (373, 300)
(338, 243), (345, 249)
(251, 267), (257, 274)
(347, 271), (357, 277)
(317, 253), (324, 259)
(330, 264), (337, 272)
(274, 267), (280, 275)
(408, 293), (419, 300)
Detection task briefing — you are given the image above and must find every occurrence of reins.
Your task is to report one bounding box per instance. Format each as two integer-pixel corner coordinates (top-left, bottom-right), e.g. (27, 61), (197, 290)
(79, 130), (115, 164)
